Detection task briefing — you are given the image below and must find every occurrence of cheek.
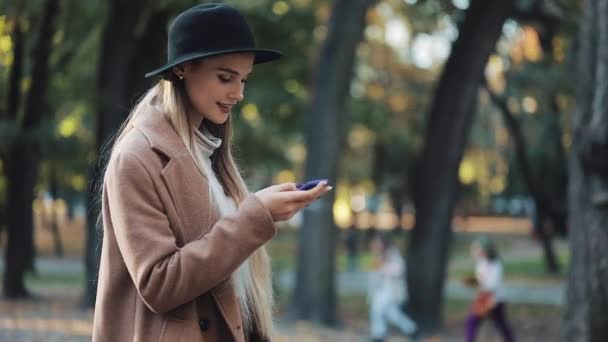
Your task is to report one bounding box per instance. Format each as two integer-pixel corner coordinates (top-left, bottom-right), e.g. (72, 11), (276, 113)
(186, 80), (214, 110)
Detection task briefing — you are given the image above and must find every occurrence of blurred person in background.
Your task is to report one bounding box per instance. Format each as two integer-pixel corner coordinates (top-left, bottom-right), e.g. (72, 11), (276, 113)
(368, 234), (418, 342)
(464, 236), (515, 342)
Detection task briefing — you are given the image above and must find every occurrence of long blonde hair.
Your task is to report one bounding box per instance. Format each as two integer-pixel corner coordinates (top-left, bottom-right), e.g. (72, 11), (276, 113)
(105, 72), (274, 338)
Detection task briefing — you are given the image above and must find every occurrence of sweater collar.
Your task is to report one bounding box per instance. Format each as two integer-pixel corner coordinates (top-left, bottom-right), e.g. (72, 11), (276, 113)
(193, 125), (222, 158)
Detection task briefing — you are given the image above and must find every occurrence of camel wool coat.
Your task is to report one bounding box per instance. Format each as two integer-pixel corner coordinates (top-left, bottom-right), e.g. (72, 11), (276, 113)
(92, 110), (277, 342)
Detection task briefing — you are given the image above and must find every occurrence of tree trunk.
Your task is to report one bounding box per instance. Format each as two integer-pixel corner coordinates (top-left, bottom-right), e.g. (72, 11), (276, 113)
(484, 82), (560, 274)
(48, 169), (64, 258)
(3, 144), (37, 298)
(563, 0), (608, 340)
(290, 0), (376, 325)
(3, 0), (60, 299)
(407, 0), (515, 333)
(81, 0), (157, 308)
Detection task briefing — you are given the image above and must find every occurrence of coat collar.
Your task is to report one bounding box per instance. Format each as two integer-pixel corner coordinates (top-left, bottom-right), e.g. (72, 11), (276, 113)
(132, 108), (187, 159)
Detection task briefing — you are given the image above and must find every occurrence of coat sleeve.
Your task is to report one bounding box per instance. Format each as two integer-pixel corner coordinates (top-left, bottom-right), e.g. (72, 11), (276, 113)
(104, 151), (277, 314)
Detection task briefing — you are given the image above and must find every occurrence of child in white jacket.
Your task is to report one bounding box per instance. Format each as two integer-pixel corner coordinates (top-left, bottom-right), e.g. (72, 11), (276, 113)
(368, 235), (418, 341)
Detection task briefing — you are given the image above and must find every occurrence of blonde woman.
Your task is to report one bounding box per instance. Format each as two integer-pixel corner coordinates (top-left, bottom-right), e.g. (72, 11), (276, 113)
(92, 4), (331, 342)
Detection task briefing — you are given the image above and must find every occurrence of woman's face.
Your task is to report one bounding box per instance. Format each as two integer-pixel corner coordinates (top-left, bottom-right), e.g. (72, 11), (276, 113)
(178, 53), (254, 125)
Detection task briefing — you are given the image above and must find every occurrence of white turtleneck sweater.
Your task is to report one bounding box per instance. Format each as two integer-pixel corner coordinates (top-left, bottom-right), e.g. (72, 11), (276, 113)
(192, 126), (253, 331)
(192, 127), (237, 214)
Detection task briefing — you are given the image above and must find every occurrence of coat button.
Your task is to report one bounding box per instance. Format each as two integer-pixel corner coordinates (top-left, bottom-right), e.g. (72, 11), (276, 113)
(199, 318), (209, 331)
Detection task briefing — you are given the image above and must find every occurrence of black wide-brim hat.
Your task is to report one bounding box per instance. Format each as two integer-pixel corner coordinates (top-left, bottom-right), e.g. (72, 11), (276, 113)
(145, 3), (282, 78)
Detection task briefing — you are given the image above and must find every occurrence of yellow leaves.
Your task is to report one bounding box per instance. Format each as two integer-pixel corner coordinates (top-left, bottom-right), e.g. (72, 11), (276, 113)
(0, 15), (13, 67)
(313, 25), (327, 43)
(284, 79), (307, 99)
(489, 177), (506, 194)
(510, 26), (543, 63)
(459, 159), (476, 185)
(70, 175), (87, 192)
(57, 105), (86, 138)
(272, 1), (289, 16)
(287, 143), (306, 163)
(388, 94), (408, 112)
(21, 76), (31, 93)
(241, 103), (260, 127)
(486, 55), (505, 93)
(366, 8), (383, 26)
(347, 124), (375, 149)
(314, 3), (331, 23)
(459, 149), (509, 200)
(366, 83), (385, 100)
(0, 34), (12, 54)
(333, 196), (352, 228)
(58, 116), (79, 137)
(275, 169), (296, 183)
(522, 26), (542, 62)
(291, 0), (311, 9)
(553, 36), (566, 63)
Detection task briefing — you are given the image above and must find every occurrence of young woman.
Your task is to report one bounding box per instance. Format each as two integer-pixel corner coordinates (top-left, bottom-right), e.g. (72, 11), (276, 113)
(367, 234), (418, 342)
(92, 4), (331, 342)
(465, 237), (515, 342)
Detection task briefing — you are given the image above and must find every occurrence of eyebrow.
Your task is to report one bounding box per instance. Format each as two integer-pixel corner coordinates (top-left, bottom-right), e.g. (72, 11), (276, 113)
(216, 67), (252, 77)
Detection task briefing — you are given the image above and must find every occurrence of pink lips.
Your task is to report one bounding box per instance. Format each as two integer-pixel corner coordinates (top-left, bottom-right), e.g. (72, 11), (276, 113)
(217, 102), (233, 114)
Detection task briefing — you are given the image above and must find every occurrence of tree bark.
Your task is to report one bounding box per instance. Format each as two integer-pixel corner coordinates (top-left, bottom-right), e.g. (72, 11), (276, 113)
(484, 81), (560, 274)
(81, 0), (159, 308)
(406, 0), (515, 333)
(3, 0), (60, 299)
(4, 145), (38, 298)
(290, 0), (376, 325)
(563, 0), (608, 340)
(48, 169), (64, 258)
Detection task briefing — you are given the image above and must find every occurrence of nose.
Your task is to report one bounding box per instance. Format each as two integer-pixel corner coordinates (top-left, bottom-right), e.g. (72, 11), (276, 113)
(230, 83), (245, 102)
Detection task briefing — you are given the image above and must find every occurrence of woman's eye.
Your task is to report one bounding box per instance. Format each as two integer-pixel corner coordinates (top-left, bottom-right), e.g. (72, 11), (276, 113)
(242, 79), (248, 84)
(218, 75), (231, 83)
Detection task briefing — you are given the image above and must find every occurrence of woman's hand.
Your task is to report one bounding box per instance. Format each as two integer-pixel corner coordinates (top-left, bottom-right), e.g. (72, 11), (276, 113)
(255, 181), (332, 222)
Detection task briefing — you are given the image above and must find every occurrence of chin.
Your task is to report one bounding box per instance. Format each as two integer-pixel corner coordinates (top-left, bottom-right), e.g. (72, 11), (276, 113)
(209, 115), (229, 125)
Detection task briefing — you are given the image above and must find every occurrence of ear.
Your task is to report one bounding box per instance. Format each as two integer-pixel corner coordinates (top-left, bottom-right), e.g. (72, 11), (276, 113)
(172, 65), (185, 78)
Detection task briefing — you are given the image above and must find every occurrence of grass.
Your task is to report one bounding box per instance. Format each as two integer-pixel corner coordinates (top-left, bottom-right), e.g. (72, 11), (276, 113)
(502, 250), (569, 282)
(0, 271), (84, 289)
(26, 271), (84, 287)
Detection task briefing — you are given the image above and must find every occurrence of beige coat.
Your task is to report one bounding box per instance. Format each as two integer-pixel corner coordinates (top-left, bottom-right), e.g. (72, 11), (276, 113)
(92, 110), (277, 342)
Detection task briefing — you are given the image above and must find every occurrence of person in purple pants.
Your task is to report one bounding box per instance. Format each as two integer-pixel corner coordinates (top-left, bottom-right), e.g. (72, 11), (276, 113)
(465, 237), (515, 342)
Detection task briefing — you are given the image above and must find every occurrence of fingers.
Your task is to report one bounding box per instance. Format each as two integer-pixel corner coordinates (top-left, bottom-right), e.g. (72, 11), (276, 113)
(278, 183), (330, 203)
(262, 182), (297, 193)
(275, 182), (298, 192)
(285, 182), (333, 206)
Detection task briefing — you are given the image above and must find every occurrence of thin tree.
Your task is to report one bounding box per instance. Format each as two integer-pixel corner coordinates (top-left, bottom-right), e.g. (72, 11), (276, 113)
(1, 0), (61, 299)
(407, 0), (515, 333)
(291, 0), (377, 325)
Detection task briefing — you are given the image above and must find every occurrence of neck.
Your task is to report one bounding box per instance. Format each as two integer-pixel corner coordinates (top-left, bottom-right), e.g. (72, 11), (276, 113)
(189, 109), (204, 128)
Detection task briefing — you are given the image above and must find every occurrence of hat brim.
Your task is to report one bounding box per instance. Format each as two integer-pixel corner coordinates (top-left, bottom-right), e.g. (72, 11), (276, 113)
(144, 49), (282, 78)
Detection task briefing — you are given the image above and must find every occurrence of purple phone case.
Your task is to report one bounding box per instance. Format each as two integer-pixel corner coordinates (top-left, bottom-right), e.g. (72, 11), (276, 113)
(296, 179), (327, 190)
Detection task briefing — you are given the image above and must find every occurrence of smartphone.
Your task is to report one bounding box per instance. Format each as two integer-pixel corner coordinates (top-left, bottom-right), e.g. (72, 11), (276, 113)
(296, 179), (328, 191)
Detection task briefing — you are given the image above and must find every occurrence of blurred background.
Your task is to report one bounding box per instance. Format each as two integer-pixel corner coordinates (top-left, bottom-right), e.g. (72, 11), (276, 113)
(1, 0), (607, 341)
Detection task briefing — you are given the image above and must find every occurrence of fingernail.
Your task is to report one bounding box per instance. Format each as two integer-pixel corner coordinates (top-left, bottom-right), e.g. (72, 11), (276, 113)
(327, 186), (333, 191)
(320, 180), (328, 186)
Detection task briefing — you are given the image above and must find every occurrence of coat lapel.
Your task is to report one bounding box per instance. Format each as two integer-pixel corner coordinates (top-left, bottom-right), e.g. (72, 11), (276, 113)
(133, 111), (221, 242)
(133, 110), (243, 340)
